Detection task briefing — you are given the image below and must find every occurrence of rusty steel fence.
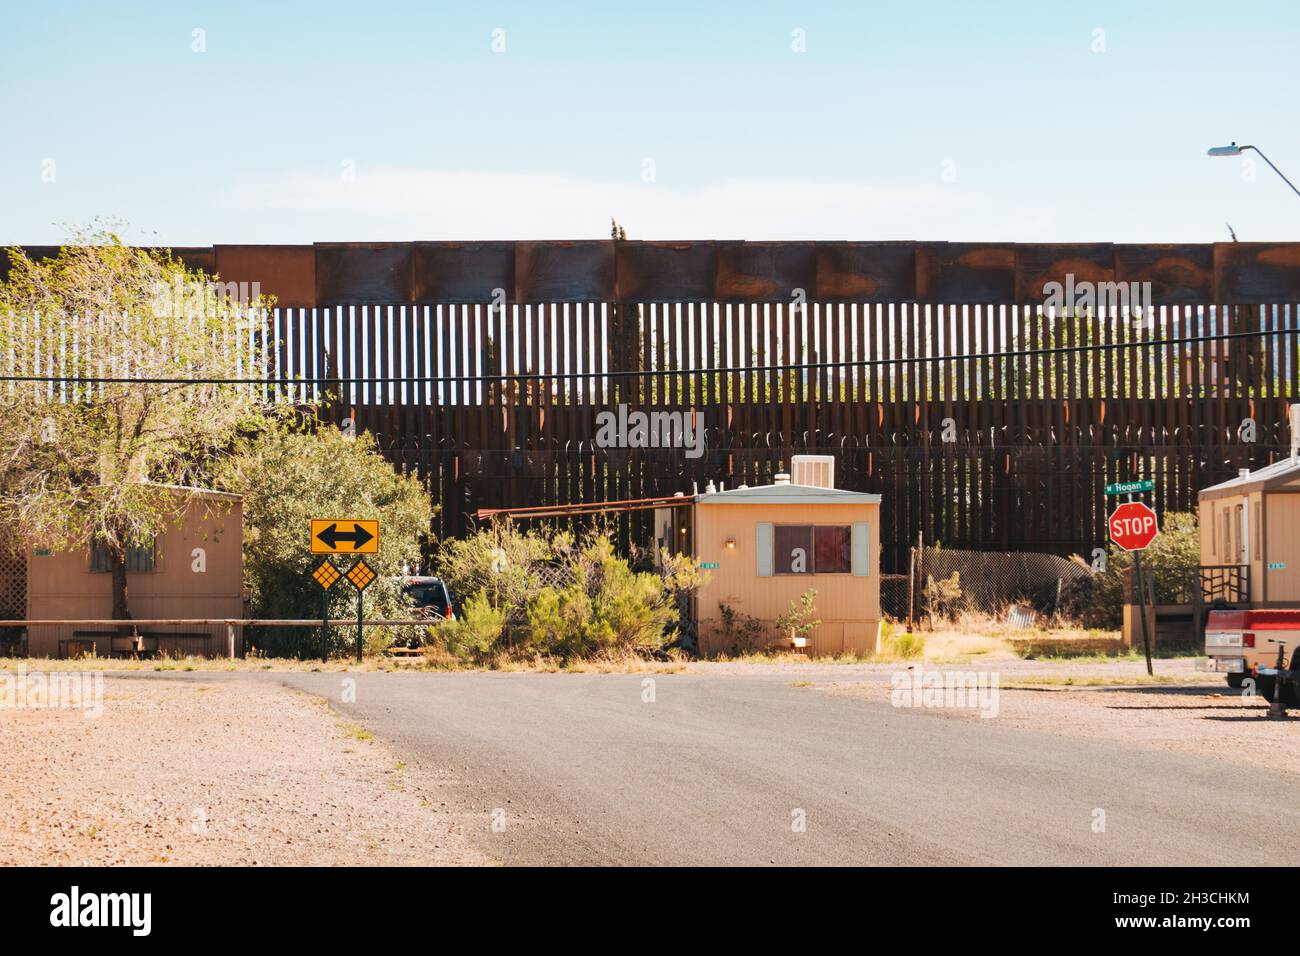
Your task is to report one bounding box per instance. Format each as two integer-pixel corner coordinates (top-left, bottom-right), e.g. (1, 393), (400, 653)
(4, 240), (1300, 573)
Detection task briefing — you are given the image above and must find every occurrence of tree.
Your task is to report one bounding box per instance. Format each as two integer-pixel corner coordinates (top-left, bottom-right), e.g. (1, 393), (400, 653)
(0, 230), (275, 620)
(215, 422), (433, 655)
(1079, 511), (1200, 628)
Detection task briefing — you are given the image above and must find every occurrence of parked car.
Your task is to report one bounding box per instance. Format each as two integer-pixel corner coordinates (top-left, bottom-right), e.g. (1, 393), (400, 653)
(400, 576), (456, 621)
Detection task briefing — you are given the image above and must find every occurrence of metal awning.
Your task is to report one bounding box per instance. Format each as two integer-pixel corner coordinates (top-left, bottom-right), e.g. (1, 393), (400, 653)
(474, 494), (695, 522)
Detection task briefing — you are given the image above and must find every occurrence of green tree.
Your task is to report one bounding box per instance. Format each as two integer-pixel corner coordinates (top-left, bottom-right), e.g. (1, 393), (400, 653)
(1080, 511), (1200, 628)
(215, 423), (434, 655)
(0, 230), (274, 620)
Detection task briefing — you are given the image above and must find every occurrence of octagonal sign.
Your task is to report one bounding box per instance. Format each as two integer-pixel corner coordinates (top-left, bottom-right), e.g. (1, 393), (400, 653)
(1108, 501), (1159, 552)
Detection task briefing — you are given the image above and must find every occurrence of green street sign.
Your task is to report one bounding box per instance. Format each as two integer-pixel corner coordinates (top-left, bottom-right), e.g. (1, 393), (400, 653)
(1268, 562), (1286, 570)
(1105, 479), (1154, 496)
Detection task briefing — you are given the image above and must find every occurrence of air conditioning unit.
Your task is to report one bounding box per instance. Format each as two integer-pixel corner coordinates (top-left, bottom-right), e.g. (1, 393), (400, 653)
(791, 455), (835, 489)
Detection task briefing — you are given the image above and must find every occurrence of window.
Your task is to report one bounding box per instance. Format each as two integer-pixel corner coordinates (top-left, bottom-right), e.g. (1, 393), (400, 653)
(774, 525), (852, 575)
(774, 525), (812, 574)
(814, 526), (852, 574)
(89, 539), (156, 573)
(1254, 502), (1261, 560)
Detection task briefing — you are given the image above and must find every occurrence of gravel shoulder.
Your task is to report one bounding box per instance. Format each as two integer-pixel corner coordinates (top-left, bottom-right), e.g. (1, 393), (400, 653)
(0, 676), (486, 866)
(816, 661), (1300, 778)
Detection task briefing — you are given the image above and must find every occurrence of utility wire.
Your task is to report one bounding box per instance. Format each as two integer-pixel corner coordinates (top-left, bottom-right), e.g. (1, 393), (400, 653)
(0, 325), (1291, 386)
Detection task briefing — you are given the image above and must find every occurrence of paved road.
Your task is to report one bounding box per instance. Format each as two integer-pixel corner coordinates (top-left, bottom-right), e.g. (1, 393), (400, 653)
(134, 669), (1300, 866)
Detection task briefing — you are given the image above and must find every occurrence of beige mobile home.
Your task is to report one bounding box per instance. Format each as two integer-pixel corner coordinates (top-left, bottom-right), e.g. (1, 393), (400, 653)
(691, 460), (881, 657)
(20, 486), (244, 658)
(1197, 457), (1300, 608)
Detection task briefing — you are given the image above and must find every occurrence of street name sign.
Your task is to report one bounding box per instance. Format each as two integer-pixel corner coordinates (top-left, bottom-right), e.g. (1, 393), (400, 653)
(1104, 479), (1154, 496)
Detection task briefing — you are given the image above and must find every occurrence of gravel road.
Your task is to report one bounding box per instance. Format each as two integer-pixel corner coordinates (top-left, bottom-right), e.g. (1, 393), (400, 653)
(0, 676), (484, 866)
(249, 665), (1300, 866)
(10, 662), (1298, 867)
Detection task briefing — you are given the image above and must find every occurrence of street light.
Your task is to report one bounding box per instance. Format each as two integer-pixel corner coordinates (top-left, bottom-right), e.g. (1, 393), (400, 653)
(1207, 142), (1300, 199)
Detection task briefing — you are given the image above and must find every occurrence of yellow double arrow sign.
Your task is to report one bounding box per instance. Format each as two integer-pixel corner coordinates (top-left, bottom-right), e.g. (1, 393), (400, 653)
(310, 519), (380, 555)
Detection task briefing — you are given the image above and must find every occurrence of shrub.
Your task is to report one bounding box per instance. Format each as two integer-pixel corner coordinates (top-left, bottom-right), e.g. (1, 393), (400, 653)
(924, 571), (964, 619)
(885, 629), (926, 659)
(216, 421), (433, 657)
(775, 589), (820, 641)
(430, 526), (704, 663)
(437, 524), (556, 619)
(718, 603), (767, 655)
(1079, 511), (1200, 628)
(438, 591), (507, 660)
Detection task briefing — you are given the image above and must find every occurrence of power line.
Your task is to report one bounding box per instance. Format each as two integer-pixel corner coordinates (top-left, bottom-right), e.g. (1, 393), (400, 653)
(0, 325), (1292, 387)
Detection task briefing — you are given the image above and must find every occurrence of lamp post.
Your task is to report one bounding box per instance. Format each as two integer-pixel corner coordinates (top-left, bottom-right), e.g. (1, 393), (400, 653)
(1207, 142), (1300, 199)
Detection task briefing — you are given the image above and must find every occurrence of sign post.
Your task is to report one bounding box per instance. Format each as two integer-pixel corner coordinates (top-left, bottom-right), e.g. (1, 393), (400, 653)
(1106, 493), (1160, 676)
(345, 558), (377, 662)
(309, 519), (380, 662)
(310, 559), (341, 661)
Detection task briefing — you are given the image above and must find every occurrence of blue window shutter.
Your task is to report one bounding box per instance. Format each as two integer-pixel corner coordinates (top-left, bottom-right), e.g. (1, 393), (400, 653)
(852, 522), (870, 577)
(756, 523), (774, 577)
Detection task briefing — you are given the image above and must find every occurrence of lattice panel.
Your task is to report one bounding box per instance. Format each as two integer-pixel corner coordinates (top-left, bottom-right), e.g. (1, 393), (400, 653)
(0, 543), (26, 618)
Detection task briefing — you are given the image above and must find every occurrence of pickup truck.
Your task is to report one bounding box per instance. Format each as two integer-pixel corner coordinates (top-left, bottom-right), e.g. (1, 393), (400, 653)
(1204, 608), (1300, 706)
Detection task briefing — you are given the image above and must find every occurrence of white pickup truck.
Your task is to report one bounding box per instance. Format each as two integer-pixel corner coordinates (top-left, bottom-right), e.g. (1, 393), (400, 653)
(1204, 608), (1300, 705)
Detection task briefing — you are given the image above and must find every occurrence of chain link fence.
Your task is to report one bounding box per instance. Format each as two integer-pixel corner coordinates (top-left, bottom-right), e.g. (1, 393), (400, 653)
(881, 574), (911, 621)
(905, 547), (1094, 623)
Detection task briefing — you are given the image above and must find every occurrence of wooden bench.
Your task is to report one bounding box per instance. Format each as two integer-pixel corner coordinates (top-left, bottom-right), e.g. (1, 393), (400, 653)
(109, 634), (145, 657)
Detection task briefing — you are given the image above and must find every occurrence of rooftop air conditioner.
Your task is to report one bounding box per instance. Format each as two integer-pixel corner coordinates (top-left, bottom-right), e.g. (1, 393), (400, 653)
(790, 455), (835, 489)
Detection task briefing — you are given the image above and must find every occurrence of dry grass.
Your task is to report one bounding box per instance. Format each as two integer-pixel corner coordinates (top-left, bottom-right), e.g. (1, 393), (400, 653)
(1001, 674), (1191, 688)
(0, 610), (1156, 675)
(0, 645), (695, 675)
(482, 647), (691, 673)
(916, 610), (1125, 662)
(0, 655), (418, 674)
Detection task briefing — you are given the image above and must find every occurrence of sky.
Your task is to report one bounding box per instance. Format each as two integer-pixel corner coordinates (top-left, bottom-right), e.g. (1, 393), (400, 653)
(2, 0), (1298, 246)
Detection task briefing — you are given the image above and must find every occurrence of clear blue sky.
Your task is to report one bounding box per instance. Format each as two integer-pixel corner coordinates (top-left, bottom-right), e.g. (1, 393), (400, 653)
(2, 0), (1297, 245)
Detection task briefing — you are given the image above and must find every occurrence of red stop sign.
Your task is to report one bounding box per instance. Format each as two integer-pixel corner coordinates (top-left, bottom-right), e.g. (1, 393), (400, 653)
(1108, 502), (1159, 551)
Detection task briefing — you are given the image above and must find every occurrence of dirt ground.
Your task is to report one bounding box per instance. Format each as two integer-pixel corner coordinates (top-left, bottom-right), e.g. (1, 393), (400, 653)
(818, 658), (1300, 778)
(0, 676), (486, 866)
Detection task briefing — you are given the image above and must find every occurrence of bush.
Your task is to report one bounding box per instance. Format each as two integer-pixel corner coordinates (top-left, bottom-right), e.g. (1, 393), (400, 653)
(1079, 511), (1200, 629)
(924, 571), (964, 619)
(718, 603), (767, 655)
(437, 524), (556, 617)
(438, 591), (507, 660)
(884, 630), (925, 659)
(429, 527), (706, 663)
(216, 421), (434, 657)
(775, 589), (820, 641)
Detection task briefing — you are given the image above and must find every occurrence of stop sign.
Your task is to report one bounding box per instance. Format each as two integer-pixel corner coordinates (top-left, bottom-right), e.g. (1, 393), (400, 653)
(1108, 502), (1159, 551)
